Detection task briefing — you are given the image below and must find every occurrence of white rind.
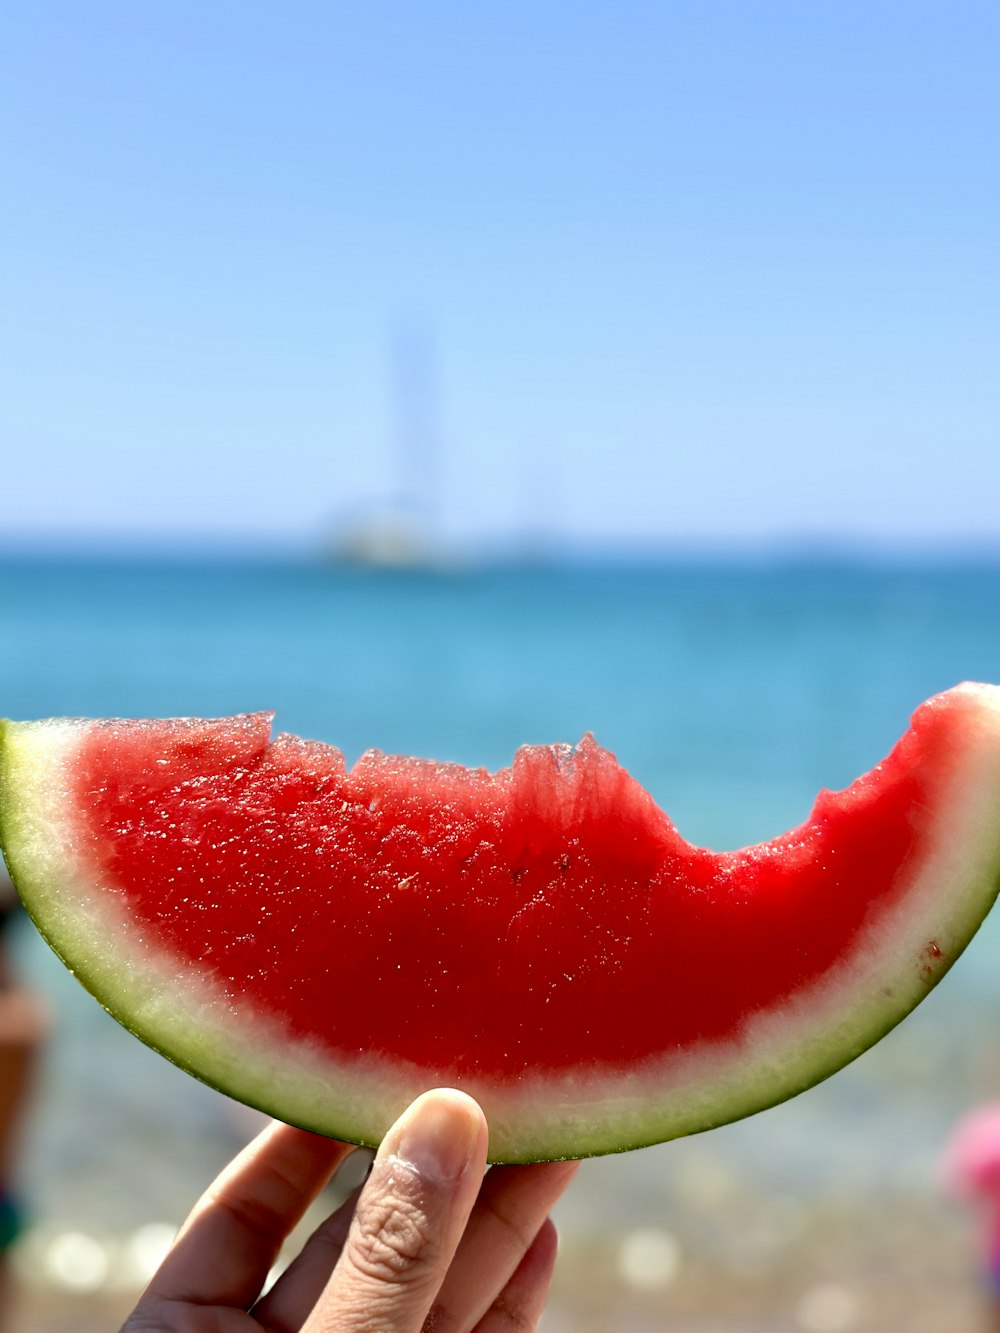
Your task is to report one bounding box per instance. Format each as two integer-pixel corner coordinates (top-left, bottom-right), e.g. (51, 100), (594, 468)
(2, 685), (1000, 1162)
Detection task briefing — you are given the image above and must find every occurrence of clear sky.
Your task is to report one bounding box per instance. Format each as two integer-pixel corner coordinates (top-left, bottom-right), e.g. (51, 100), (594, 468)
(2, 2), (998, 554)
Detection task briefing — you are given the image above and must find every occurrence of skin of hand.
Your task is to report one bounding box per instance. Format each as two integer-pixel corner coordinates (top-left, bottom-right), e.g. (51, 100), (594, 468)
(122, 1088), (579, 1332)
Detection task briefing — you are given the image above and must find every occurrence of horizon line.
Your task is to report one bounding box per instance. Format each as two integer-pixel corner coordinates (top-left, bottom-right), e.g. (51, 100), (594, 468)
(3, 532), (1000, 568)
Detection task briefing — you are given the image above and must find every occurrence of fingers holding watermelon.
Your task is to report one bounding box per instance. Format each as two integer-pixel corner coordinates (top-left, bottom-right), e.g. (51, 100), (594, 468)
(135, 1118), (353, 1314)
(472, 1217), (561, 1333)
(123, 1089), (577, 1333)
(422, 1156), (579, 1332)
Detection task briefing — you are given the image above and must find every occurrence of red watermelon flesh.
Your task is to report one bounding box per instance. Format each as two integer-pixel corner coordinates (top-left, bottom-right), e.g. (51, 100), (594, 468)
(1, 682), (1000, 1160)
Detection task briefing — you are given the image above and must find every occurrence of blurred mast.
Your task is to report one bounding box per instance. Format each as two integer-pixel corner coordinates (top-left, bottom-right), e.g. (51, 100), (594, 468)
(389, 322), (440, 541)
(330, 321), (444, 568)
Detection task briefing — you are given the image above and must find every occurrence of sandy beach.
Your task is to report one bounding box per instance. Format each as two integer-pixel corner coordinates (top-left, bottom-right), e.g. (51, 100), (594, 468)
(6, 1191), (987, 1332)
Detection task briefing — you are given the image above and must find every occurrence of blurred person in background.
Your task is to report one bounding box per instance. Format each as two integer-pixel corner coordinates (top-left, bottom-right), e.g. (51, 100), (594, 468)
(942, 1103), (1000, 1331)
(0, 866), (49, 1331)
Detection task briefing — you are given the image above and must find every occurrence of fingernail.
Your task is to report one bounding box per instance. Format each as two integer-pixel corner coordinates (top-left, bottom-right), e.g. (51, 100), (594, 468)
(391, 1090), (481, 1186)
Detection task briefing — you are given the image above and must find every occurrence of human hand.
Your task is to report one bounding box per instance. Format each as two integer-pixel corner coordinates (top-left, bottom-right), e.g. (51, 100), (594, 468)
(123, 1088), (578, 1332)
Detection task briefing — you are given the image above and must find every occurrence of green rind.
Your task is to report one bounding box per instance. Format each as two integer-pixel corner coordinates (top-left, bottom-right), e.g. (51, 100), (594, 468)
(3, 688), (1000, 1162)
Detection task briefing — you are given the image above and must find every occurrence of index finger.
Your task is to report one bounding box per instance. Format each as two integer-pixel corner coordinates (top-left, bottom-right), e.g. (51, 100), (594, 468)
(144, 1120), (355, 1310)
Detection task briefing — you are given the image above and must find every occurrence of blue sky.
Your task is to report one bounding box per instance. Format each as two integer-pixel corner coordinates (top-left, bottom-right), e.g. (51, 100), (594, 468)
(2, 2), (998, 553)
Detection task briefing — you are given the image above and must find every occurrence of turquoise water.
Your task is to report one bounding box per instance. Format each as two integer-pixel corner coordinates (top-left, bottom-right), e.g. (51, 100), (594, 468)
(7, 554), (1000, 846)
(5, 554), (1000, 1238)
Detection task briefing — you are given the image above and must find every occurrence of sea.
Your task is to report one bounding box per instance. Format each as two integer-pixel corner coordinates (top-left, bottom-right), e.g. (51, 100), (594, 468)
(5, 552), (1000, 1300)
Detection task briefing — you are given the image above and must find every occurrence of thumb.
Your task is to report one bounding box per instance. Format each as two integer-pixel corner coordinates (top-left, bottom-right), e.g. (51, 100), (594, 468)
(303, 1089), (488, 1333)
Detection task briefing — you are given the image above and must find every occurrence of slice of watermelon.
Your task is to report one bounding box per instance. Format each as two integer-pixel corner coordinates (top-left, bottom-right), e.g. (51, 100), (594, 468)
(1, 683), (999, 1162)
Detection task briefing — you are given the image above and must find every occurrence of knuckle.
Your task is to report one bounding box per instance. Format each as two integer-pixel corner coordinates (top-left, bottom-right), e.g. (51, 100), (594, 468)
(482, 1193), (538, 1260)
(490, 1302), (537, 1330)
(122, 1300), (214, 1332)
(348, 1189), (438, 1285)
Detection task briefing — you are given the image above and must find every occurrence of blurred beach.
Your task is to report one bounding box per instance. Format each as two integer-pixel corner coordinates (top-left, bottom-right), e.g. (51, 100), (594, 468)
(4, 552), (1000, 1331)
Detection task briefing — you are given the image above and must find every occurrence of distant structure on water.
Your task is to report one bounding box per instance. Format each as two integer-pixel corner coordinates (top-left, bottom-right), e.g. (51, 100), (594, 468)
(326, 325), (451, 571)
(331, 507), (440, 570)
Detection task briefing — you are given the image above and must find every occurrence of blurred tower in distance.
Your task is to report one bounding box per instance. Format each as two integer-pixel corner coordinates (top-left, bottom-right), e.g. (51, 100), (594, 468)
(329, 324), (444, 569)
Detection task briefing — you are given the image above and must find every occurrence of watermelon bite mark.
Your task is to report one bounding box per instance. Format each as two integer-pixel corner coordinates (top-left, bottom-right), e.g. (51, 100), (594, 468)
(2, 683), (1000, 1162)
